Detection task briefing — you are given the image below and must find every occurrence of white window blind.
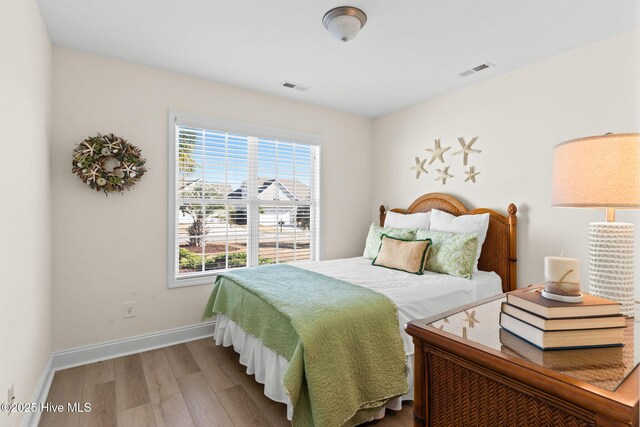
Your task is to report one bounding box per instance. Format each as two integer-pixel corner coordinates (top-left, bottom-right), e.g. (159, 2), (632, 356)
(169, 114), (321, 287)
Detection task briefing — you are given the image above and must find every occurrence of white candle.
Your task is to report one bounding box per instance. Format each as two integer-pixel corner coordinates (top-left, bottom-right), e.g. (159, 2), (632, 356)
(545, 256), (579, 284)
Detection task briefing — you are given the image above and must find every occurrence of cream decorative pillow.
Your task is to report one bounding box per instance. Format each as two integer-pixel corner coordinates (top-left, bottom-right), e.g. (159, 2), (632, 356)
(363, 223), (416, 259)
(372, 235), (431, 275)
(383, 211), (431, 229)
(429, 209), (489, 272)
(415, 229), (479, 279)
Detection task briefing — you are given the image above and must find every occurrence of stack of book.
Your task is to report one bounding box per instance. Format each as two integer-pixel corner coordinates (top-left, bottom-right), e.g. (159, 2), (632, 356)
(499, 287), (625, 350)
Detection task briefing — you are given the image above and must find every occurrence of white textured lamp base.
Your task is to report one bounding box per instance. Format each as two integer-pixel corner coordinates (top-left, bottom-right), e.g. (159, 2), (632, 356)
(588, 222), (635, 317)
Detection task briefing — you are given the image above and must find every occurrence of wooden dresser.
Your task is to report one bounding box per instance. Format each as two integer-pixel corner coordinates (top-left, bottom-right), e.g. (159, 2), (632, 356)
(405, 293), (639, 426)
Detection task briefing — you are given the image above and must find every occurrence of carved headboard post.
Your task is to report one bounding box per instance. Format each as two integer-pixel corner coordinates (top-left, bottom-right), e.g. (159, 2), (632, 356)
(379, 205), (386, 227)
(508, 203), (518, 290)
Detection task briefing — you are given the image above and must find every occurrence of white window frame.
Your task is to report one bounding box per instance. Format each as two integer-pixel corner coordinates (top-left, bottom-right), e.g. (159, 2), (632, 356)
(167, 110), (323, 288)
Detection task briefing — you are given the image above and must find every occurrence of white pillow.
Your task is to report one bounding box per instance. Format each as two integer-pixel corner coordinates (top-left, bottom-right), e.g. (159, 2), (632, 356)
(384, 211), (431, 230)
(429, 209), (489, 272)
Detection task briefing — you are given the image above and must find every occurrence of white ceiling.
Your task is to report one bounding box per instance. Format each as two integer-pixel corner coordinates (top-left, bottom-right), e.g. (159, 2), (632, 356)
(36, 0), (639, 118)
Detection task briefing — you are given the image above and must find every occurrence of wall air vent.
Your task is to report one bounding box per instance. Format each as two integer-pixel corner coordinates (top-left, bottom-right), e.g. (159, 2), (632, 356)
(459, 62), (495, 77)
(280, 81), (311, 92)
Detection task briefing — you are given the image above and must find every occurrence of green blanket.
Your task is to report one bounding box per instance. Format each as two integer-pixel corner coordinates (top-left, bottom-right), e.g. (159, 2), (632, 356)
(203, 264), (408, 427)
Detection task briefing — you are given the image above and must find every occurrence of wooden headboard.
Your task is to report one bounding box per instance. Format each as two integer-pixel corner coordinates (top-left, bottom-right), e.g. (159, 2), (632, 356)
(379, 193), (517, 292)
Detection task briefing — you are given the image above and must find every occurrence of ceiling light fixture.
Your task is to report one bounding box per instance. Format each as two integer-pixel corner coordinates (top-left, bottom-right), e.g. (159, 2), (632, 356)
(322, 6), (367, 43)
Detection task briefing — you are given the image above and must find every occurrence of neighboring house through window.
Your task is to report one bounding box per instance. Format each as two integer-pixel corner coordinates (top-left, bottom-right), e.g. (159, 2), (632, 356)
(168, 112), (321, 287)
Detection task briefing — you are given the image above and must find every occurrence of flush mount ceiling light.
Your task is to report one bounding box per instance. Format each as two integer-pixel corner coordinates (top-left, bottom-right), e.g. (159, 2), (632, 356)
(322, 6), (367, 43)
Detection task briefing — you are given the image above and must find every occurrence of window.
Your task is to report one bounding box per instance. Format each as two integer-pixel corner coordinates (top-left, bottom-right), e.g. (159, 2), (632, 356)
(168, 113), (321, 287)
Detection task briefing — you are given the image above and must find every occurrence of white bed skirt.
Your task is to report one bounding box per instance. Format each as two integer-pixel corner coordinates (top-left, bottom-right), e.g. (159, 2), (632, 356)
(213, 314), (414, 421)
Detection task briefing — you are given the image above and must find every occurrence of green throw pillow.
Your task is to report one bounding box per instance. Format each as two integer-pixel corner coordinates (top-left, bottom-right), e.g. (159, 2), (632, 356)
(414, 229), (479, 279)
(363, 223), (415, 259)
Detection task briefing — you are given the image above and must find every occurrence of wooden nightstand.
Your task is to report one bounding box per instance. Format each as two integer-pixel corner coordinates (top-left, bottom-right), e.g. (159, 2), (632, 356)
(405, 292), (639, 426)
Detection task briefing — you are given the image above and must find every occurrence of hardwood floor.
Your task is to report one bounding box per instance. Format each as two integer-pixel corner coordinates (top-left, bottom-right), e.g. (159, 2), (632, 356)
(39, 339), (413, 427)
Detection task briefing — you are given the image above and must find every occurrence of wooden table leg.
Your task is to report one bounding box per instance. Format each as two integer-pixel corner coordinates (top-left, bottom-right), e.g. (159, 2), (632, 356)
(413, 339), (426, 426)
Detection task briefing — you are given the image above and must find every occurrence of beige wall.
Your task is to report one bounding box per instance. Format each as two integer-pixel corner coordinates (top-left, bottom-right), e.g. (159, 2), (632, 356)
(50, 29), (639, 353)
(0, 0), (52, 425)
(372, 30), (640, 298)
(51, 48), (373, 350)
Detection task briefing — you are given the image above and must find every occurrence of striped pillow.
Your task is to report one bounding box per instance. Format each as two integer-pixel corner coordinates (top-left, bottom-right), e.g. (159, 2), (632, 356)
(372, 234), (431, 275)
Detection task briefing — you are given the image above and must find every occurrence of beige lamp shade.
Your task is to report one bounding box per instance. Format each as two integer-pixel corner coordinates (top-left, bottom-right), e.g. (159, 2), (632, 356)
(552, 133), (640, 208)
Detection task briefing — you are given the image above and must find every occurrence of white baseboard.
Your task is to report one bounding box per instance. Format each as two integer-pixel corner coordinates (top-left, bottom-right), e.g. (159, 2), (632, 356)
(52, 320), (216, 370)
(21, 321), (216, 427)
(21, 355), (54, 427)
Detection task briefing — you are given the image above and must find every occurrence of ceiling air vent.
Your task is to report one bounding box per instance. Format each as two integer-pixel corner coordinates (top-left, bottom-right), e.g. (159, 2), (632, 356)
(459, 62), (495, 77)
(280, 81), (311, 92)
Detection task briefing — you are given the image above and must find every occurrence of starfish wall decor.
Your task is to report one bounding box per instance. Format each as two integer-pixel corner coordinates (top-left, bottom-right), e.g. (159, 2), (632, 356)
(464, 166), (480, 183)
(435, 166), (453, 184)
(453, 137), (481, 165)
(425, 138), (450, 165)
(411, 136), (485, 183)
(411, 157), (427, 179)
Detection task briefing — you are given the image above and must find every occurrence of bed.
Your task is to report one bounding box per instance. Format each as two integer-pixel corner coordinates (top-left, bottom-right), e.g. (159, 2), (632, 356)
(205, 192), (518, 426)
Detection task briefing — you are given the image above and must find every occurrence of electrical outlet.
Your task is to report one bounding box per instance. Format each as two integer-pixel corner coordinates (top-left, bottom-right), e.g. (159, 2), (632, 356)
(123, 301), (136, 319)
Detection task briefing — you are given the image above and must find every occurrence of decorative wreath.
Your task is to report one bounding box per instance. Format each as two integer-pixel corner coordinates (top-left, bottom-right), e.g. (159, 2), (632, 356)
(72, 133), (147, 195)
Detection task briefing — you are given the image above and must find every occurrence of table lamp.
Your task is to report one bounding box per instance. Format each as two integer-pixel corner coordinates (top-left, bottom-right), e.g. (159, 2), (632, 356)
(552, 133), (639, 316)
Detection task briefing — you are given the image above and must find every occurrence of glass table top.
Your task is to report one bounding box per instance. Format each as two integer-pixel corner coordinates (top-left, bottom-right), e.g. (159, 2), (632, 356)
(422, 297), (639, 392)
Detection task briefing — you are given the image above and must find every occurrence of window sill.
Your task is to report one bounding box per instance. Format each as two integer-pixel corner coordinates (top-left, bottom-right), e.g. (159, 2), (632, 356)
(168, 274), (219, 288)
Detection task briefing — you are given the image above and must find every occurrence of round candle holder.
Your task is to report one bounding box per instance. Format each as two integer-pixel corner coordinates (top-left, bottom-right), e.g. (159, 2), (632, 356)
(541, 288), (584, 303)
(542, 256), (583, 303)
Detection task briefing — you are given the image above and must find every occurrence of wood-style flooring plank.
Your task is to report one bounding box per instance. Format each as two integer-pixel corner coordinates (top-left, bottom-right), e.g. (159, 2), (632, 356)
(117, 403), (156, 427)
(261, 403), (291, 427)
(163, 343), (200, 379)
(216, 385), (271, 427)
(39, 366), (86, 427)
(216, 343), (250, 380)
(177, 371), (233, 427)
(78, 381), (116, 427)
(186, 340), (235, 392)
(114, 354), (150, 412)
(236, 374), (277, 410)
(83, 360), (114, 387)
(401, 401), (413, 416)
(140, 349), (195, 427)
(375, 409), (413, 427)
(195, 339), (245, 383)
